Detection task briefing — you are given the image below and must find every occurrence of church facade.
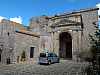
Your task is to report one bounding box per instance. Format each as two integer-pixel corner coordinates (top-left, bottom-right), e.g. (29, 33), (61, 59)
(29, 8), (99, 61)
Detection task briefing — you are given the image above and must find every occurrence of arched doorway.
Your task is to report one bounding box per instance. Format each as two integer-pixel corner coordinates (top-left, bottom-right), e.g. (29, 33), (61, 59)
(59, 32), (72, 59)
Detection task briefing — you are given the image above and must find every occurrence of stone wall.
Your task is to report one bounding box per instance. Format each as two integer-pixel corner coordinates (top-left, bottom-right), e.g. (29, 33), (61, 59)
(81, 10), (98, 51)
(0, 20), (15, 64)
(29, 8), (99, 61)
(0, 19), (40, 64)
(14, 32), (39, 64)
(46, 8), (99, 61)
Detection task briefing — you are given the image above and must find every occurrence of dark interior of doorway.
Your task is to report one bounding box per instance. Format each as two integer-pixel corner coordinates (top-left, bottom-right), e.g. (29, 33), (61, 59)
(59, 32), (72, 59)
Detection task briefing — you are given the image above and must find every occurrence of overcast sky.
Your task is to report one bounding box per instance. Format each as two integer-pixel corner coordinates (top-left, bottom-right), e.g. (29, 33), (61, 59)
(0, 0), (99, 26)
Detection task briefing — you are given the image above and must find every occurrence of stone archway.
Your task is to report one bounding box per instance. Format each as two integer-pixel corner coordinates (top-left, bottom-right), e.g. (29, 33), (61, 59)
(59, 32), (72, 59)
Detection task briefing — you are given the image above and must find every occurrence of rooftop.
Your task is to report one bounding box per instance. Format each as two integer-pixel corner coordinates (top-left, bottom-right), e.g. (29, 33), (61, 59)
(48, 8), (99, 20)
(15, 29), (40, 38)
(0, 19), (27, 30)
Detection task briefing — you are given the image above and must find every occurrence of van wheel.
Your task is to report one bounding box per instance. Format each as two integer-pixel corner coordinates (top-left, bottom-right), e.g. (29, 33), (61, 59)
(48, 60), (51, 65)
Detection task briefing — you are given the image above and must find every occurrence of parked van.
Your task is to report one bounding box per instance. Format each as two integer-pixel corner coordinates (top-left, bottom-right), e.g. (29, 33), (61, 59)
(38, 52), (59, 65)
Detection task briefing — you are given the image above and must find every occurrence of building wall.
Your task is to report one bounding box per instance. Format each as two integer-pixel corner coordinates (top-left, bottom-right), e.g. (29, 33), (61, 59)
(0, 8), (97, 64)
(29, 9), (98, 61)
(29, 16), (48, 33)
(14, 32), (39, 64)
(0, 20), (15, 64)
(46, 8), (98, 61)
(81, 10), (98, 51)
(0, 20), (40, 64)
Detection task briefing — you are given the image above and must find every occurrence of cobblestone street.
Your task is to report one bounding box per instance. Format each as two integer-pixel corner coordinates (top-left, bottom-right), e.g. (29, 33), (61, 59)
(0, 60), (88, 75)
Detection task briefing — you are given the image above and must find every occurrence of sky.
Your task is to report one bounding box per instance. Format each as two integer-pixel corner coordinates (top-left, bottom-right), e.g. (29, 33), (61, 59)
(0, 0), (100, 26)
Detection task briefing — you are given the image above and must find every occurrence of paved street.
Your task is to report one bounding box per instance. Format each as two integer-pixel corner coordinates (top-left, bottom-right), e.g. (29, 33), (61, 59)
(0, 60), (88, 75)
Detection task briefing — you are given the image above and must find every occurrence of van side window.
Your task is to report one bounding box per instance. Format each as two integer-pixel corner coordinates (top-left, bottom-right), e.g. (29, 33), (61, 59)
(50, 53), (53, 57)
(48, 53), (51, 57)
(53, 54), (57, 57)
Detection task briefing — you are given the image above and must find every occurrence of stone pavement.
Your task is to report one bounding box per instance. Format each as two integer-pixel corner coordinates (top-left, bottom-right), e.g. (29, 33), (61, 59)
(0, 60), (89, 75)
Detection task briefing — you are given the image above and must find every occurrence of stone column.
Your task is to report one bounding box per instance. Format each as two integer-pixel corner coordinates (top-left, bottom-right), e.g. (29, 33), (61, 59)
(72, 30), (80, 61)
(54, 32), (60, 56)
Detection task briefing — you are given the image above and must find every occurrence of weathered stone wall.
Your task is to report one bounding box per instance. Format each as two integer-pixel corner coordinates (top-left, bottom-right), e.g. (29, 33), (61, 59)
(81, 10), (98, 51)
(29, 16), (48, 33)
(0, 20), (15, 64)
(0, 19), (40, 64)
(29, 17), (40, 32)
(14, 32), (39, 63)
(46, 8), (99, 60)
(29, 8), (98, 61)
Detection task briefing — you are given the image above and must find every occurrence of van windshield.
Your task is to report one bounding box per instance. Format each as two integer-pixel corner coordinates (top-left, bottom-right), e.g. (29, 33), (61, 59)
(40, 53), (46, 57)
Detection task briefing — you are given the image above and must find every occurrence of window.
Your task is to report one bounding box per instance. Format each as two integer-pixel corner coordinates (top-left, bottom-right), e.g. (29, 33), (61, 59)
(7, 32), (10, 36)
(48, 53), (53, 57)
(53, 54), (57, 57)
(40, 53), (46, 57)
(30, 47), (34, 58)
(0, 54), (1, 62)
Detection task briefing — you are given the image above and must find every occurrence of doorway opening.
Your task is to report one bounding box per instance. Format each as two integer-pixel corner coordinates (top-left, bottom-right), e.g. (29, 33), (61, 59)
(30, 47), (34, 58)
(59, 32), (72, 59)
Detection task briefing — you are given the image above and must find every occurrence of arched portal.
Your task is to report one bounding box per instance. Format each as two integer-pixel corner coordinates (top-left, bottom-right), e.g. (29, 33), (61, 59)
(59, 32), (72, 59)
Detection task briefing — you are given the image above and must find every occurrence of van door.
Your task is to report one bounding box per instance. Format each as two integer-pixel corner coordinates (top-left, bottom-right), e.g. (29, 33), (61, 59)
(53, 53), (58, 63)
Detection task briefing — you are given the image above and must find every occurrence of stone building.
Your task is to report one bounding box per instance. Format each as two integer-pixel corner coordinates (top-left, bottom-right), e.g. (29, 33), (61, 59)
(0, 8), (99, 64)
(0, 19), (39, 64)
(29, 8), (99, 61)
